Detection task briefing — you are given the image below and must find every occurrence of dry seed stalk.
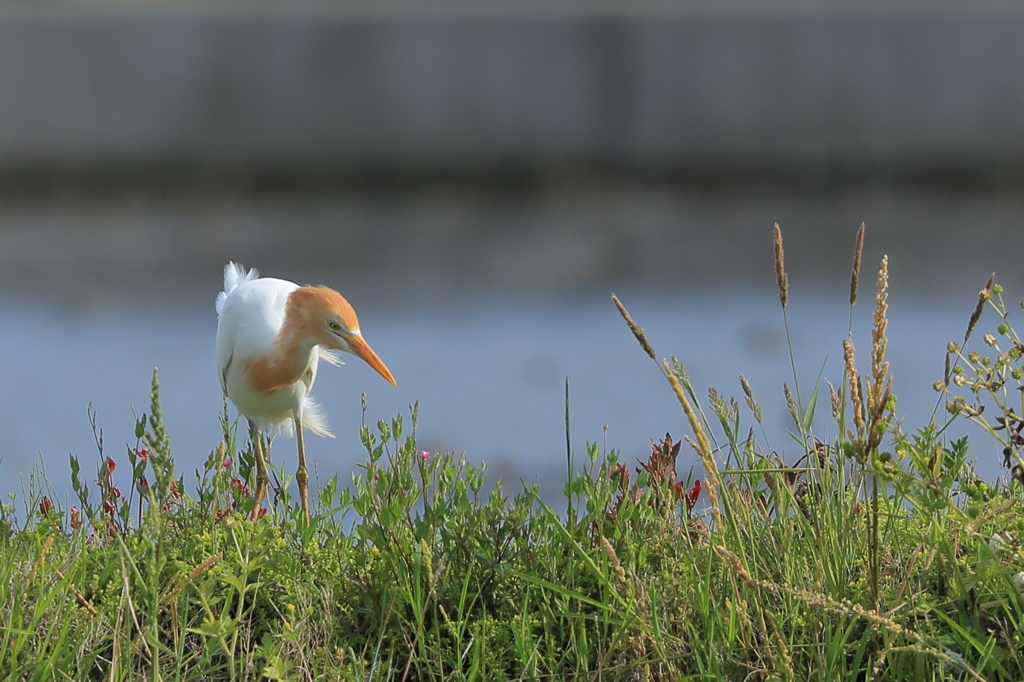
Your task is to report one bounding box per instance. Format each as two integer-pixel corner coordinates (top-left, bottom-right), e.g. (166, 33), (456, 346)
(827, 380), (840, 421)
(663, 360), (721, 521)
(52, 563), (100, 616)
(601, 536), (629, 588)
(612, 294), (656, 360)
(850, 223), (865, 306)
(164, 553), (222, 600)
(665, 364), (713, 460)
(773, 223), (788, 308)
(774, 223), (805, 417)
(713, 545), (984, 679)
(964, 272), (995, 344)
(35, 535), (98, 616)
(28, 533), (54, 585)
(869, 256), (890, 412)
(683, 434), (701, 456)
(783, 382), (799, 428)
(843, 338), (865, 433)
(665, 365), (716, 457)
(767, 615), (796, 680)
(713, 546), (794, 680)
(739, 373), (762, 423)
(611, 293), (721, 524)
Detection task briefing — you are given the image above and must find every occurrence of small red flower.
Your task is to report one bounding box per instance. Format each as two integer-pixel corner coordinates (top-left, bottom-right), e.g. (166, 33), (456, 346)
(686, 480), (702, 512)
(420, 450), (430, 463)
(106, 457), (116, 474)
(70, 507), (82, 530)
(38, 496), (53, 516)
(137, 448), (149, 462)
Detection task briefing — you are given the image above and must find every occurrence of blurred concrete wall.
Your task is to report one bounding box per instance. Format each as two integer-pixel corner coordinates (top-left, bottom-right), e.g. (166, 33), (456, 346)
(2, 2), (1024, 175)
(5, 1), (1024, 308)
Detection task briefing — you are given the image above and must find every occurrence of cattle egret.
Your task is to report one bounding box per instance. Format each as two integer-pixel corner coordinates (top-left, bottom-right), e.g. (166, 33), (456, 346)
(215, 262), (396, 521)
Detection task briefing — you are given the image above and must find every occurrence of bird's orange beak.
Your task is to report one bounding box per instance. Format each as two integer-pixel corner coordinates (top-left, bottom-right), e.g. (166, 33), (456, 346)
(348, 335), (397, 386)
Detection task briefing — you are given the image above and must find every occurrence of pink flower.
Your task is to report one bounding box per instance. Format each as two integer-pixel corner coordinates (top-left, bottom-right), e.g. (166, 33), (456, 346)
(420, 450), (430, 463)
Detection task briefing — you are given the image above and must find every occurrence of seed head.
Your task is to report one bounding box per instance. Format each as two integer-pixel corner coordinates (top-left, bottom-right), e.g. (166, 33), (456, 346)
(850, 223), (865, 306)
(773, 223), (788, 308)
(612, 294), (656, 361)
(844, 338), (865, 433)
(964, 273), (995, 344)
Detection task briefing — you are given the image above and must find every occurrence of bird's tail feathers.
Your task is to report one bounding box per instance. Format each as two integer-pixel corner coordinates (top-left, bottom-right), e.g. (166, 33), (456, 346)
(301, 397), (335, 439)
(216, 262), (260, 315)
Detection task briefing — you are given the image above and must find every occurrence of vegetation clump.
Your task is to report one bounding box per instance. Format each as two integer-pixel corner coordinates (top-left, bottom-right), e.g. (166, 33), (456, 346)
(3, 226), (1024, 680)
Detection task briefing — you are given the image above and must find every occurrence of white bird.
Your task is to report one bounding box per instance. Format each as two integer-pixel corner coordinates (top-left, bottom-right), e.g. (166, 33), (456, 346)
(215, 262), (396, 521)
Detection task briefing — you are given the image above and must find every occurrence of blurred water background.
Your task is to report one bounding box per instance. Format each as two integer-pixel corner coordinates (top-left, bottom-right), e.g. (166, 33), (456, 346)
(1, 1), (1024, 508)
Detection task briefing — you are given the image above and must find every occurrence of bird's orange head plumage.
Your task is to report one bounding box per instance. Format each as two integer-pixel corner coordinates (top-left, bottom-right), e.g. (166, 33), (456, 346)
(285, 286), (396, 386)
(286, 286), (360, 340)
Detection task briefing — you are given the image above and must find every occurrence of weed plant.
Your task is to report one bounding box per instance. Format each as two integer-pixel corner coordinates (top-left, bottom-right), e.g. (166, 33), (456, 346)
(2, 226), (1024, 680)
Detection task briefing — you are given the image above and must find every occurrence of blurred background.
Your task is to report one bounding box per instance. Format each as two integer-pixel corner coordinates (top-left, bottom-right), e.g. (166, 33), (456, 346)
(1, 0), (1023, 506)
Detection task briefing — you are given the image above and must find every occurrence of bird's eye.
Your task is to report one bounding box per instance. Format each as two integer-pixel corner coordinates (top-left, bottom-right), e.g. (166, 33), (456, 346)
(328, 320), (342, 332)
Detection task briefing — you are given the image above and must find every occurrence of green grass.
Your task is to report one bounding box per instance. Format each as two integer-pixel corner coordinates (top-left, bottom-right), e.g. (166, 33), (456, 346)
(3, 227), (1024, 680)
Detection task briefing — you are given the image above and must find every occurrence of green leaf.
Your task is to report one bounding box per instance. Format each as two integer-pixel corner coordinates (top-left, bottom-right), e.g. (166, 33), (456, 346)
(262, 653), (294, 681)
(189, 614), (236, 640)
(801, 358), (828, 434)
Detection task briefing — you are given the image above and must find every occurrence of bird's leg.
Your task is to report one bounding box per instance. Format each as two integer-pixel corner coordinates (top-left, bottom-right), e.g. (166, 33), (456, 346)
(249, 420), (270, 520)
(295, 416), (310, 523)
